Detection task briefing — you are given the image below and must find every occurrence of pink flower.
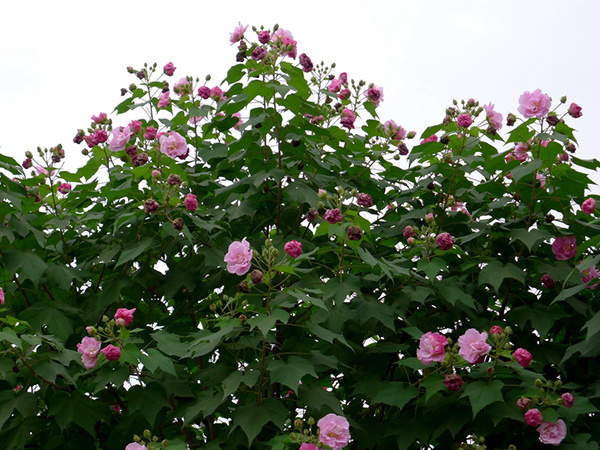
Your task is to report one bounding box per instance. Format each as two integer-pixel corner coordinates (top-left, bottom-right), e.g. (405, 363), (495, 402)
(536, 172), (546, 189)
(174, 78), (191, 96)
(581, 265), (600, 289)
(232, 112), (243, 130)
(443, 374), (463, 391)
(197, 86), (211, 99)
(77, 336), (101, 369)
(518, 89), (551, 118)
(100, 344), (121, 361)
(514, 141), (530, 161)
(258, 30), (270, 44)
(341, 108), (356, 130)
(251, 47), (268, 61)
(184, 193), (198, 212)
(114, 308), (136, 326)
(129, 120), (142, 134)
(416, 331), (448, 365)
(541, 274), (555, 289)
(582, 198), (596, 214)
(284, 240), (303, 258)
(91, 112), (107, 124)
(561, 392), (574, 408)
(457, 114), (472, 128)
(159, 131), (189, 159)
(224, 238), (253, 275)
(157, 91), (170, 108)
(458, 328), (491, 364)
(125, 444), (147, 450)
(272, 28), (297, 59)
(451, 201), (470, 216)
(356, 193), (373, 208)
(210, 86), (225, 101)
(403, 226), (415, 240)
(513, 348), (533, 367)
(365, 85), (384, 106)
(537, 419), (567, 446)
(525, 408), (543, 427)
(300, 444), (317, 450)
(517, 397), (531, 410)
(483, 103), (503, 130)
(163, 62), (176, 76)
(324, 208), (343, 224)
(552, 235), (576, 260)
(436, 232), (454, 250)
(230, 22), (248, 44)
(144, 127), (157, 140)
(421, 135), (438, 144)
(57, 183), (72, 194)
(328, 78), (343, 93)
(0, 287), (4, 305)
(109, 126), (132, 152)
(568, 102), (582, 118)
(384, 120), (406, 140)
(490, 325), (503, 335)
(317, 413), (351, 450)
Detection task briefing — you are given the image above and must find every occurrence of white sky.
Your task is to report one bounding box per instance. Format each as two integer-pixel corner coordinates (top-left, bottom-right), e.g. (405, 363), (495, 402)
(1, 0), (599, 186)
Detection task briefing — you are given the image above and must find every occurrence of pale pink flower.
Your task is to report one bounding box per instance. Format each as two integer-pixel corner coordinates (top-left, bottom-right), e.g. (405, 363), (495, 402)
(458, 328), (491, 364)
(125, 443), (146, 450)
(317, 413), (351, 450)
(163, 62), (176, 76)
(581, 265), (600, 289)
(537, 419), (567, 446)
(232, 112), (243, 130)
(91, 112), (107, 124)
(457, 114), (472, 128)
(514, 141), (530, 161)
(582, 198), (596, 214)
(416, 331), (448, 365)
(384, 120), (406, 140)
(224, 238), (253, 275)
(518, 89), (551, 118)
(77, 336), (101, 369)
(108, 126), (132, 152)
(230, 22), (248, 44)
(517, 397), (531, 410)
(284, 240), (303, 258)
(100, 344), (121, 361)
(483, 103), (503, 130)
(184, 193), (198, 212)
(35, 166), (55, 177)
(114, 308), (136, 326)
(451, 201), (470, 216)
(157, 91), (170, 108)
(328, 79), (343, 93)
(340, 108), (356, 130)
(57, 183), (72, 194)
(159, 131), (189, 159)
(525, 408), (543, 427)
(365, 85), (384, 106)
(300, 444), (317, 450)
(174, 78), (191, 96)
(436, 232), (454, 250)
(272, 28), (297, 59)
(535, 172), (546, 189)
(552, 235), (576, 260)
(561, 392), (574, 408)
(513, 348), (533, 367)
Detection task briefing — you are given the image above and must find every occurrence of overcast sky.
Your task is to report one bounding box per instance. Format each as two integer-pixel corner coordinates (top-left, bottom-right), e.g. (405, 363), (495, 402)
(2, 0), (599, 186)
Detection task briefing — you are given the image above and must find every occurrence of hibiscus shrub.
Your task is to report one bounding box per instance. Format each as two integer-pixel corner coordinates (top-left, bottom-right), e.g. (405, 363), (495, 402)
(0, 23), (599, 450)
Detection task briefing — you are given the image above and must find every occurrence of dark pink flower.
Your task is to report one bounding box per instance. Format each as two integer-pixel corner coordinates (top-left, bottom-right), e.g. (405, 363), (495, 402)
(347, 226), (363, 241)
(210, 86), (225, 101)
(144, 198), (158, 214)
(0, 287), (4, 305)
(417, 331), (448, 365)
(421, 135), (438, 144)
(184, 194), (198, 212)
(443, 374), (463, 391)
(490, 325), (503, 335)
(525, 408), (543, 427)
(537, 420), (567, 446)
(224, 239), (253, 275)
(91, 112), (107, 124)
(300, 444), (317, 450)
(317, 413), (350, 450)
(568, 102), (582, 118)
(341, 108), (356, 130)
(324, 208), (343, 224)
(561, 392), (574, 408)
(128, 120), (142, 134)
(230, 22), (248, 44)
(582, 198), (596, 214)
(356, 193), (373, 208)
(251, 47), (267, 61)
(258, 30), (270, 44)
(436, 232), (454, 250)
(513, 348), (533, 367)
(114, 307), (136, 326)
(541, 274), (555, 289)
(144, 127), (157, 140)
(365, 85), (384, 106)
(197, 86), (211, 99)
(328, 78), (343, 93)
(100, 344), (121, 361)
(581, 265), (600, 289)
(57, 183), (72, 194)
(22, 158), (32, 169)
(552, 235), (576, 260)
(77, 336), (101, 369)
(457, 114), (472, 128)
(403, 226), (415, 240)
(284, 240), (303, 258)
(458, 328), (491, 364)
(338, 89), (351, 101)
(163, 62), (176, 76)
(518, 89), (551, 118)
(299, 53), (313, 72)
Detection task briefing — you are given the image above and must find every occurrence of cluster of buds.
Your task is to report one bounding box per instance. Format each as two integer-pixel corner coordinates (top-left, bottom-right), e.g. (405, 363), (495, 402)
(288, 416), (318, 447)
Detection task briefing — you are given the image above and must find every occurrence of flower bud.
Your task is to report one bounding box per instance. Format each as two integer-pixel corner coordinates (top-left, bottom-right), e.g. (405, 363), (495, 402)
(294, 419), (303, 429)
(143, 429), (152, 440)
(535, 379), (544, 388)
(407, 131), (416, 139)
(250, 270), (264, 284)
(307, 417), (315, 426)
(506, 113), (517, 126)
(560, 95), (567, 104)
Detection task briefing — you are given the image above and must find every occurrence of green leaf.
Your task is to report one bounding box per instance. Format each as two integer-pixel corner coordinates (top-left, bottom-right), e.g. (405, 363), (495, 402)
(184, 390), (225, 424)
(307, 321), (353, 350)
(127, 384), (170, 426)
(232, 398), (288, 445)
(140, 348), (177, 376)
(372, 382), (417, 409)
(421, 373), (446, 402)
(417, 257), (447, 280)
(461, 380), (504, 417)
(47, 391), (109, 434)
(479, 260), (526, 293)
(511, 227), (552, 251)
(268, 356), (317, 394)
(3, 248), (47, 285)
(247, 309), (289, 338)
(115, 237), (155, 267)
